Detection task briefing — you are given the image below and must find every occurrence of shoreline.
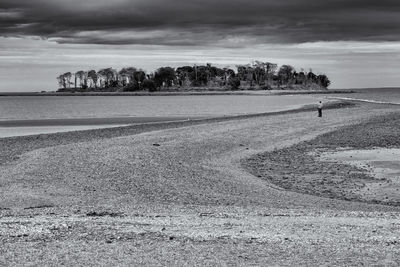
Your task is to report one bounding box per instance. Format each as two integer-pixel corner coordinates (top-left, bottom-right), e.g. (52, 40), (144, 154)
(0, 101), (352, 165)
(0, 116), (204, 139)
(0, 116), (203, 127)
(0, 94), (334, 137)
(328, 96), (400, 105)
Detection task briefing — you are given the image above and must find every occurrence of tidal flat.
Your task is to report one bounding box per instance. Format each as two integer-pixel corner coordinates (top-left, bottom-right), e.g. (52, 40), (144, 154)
(0, 100), (399, 266)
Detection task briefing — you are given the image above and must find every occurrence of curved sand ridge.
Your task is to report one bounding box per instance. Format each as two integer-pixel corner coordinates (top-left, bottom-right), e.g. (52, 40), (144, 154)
(0, 102), (400, 266)
(244, 112), (400, 207)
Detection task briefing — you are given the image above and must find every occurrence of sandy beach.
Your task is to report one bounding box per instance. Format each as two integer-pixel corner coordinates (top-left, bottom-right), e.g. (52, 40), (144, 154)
(1, 101), (399, 266)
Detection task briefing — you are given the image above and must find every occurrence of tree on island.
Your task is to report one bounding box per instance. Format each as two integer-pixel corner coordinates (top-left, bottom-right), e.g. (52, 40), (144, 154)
(74, 71), (87, 89)
(176, 66), (193, 86)
(154, 67), (176, 87)
(277, 65), (295, 86)
(87, 70), (98, 88)
(98, 68), (119, 88)
(317, 74), (331, 88)
(57, 72), (73, 89)
(122, 67), (146, 91)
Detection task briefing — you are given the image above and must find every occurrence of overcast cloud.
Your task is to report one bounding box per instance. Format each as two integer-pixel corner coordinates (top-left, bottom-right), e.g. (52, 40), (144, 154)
(1, 0), (400, 45)
(1, 1), (400, 91)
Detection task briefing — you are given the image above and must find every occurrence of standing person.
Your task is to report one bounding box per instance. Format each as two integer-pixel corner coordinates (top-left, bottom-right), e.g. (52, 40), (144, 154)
(317, 101), (323, 117)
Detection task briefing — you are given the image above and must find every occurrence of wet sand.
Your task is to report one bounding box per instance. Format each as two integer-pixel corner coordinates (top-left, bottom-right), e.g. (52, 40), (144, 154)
(320, 148), (400, 204)
(0, 116), (200, 127)
(0, 101), (399, 266)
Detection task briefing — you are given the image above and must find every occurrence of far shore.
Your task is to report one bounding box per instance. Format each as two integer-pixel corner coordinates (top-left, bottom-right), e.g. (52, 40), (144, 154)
(0, 89), (354, 97)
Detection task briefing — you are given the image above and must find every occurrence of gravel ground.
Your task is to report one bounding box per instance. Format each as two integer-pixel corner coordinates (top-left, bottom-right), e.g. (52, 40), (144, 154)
(1, 102), (400, 266)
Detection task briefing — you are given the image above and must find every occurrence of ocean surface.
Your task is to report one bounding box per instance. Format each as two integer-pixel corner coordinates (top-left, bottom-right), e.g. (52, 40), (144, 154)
(0, 94), (321, 137)
(0, 95), (321, 120)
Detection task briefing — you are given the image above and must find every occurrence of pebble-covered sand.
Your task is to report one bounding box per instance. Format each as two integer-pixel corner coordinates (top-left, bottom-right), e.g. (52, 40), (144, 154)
(1, 101), (399, 266)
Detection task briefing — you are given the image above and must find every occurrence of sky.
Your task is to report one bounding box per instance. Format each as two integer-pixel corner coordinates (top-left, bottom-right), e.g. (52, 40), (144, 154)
(0, 0), (399, 91)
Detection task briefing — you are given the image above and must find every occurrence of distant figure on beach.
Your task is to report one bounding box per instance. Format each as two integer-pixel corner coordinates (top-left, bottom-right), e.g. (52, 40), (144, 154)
(317, 101), (323, 117)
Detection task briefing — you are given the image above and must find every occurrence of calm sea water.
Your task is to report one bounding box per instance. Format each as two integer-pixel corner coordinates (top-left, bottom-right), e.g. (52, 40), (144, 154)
(0, 94), (321, 137)
(0, 95), (319, 121)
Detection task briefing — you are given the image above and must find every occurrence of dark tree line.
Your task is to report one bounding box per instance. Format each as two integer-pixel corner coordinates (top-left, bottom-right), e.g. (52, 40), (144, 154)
(57, 61), (330, 92)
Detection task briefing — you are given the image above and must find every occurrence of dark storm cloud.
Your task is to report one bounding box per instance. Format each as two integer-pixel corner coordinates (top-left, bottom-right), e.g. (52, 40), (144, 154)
(1, 0), (400, 45)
